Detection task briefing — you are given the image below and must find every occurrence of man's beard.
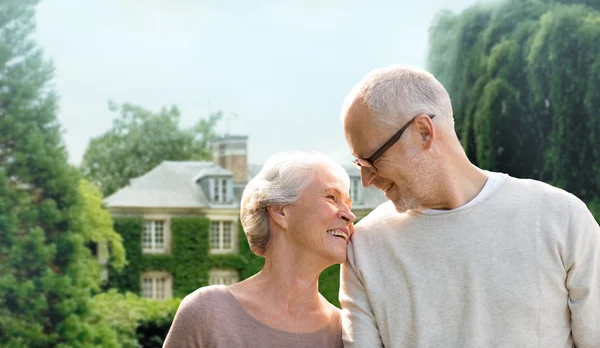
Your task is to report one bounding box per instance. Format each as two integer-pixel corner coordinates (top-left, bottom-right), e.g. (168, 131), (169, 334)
(390, 155), (435, 213)
(391, 192), (421, 213)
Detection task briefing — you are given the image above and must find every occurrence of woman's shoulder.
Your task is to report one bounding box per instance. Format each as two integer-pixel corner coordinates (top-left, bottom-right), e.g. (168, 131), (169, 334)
(177, 285), (234, 315)
(184, 284), (231, 302)
(164, 286), (237, 347)
(186, 284), (230, 299)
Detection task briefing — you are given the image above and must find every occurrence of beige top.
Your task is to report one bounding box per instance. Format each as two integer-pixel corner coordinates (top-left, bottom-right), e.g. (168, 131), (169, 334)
(163, 285), (343, 348)
(340, 174), (600, 348)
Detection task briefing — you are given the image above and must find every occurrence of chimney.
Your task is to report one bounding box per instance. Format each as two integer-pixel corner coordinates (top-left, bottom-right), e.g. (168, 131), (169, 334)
(212, 135), (248, 184)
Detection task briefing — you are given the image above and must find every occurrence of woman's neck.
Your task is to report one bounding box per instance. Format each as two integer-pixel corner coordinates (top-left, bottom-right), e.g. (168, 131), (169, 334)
(228, 253), (336, 333)
(244, 255), (326, 316)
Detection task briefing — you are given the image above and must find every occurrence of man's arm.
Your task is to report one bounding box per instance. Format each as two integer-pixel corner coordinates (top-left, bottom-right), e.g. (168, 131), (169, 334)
(339, 239), (383, 347)
(566, 198), (600, 348)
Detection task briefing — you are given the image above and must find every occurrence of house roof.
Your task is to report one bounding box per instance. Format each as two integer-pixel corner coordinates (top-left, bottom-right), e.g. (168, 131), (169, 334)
(105, 160), (387, 210)
(105, 161), (219, 209)
(192, 166), (232, 181)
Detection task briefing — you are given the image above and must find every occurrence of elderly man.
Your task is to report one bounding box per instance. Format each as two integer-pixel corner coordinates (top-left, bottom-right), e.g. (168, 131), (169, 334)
(338, 65), (600, 347)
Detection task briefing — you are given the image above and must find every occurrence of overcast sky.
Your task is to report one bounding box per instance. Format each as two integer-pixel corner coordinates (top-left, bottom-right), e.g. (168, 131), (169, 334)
(34, 0), (483, 166)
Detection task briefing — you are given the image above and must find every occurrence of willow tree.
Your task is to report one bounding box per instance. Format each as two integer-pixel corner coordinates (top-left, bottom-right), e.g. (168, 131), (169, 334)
(428, 0), (600, 203)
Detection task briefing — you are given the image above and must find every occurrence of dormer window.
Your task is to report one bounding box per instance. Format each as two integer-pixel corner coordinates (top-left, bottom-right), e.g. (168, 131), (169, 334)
(206, 176), (233, 204)
(212, 178), (228, 203)
(195, 166), (234, 205)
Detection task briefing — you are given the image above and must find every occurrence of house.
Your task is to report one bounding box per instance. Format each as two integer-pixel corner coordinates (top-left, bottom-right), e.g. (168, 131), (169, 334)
(103, 135), (386, 300)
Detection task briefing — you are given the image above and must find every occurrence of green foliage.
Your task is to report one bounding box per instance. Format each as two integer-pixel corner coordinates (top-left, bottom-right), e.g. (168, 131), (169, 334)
(427, 0), (600, 203)
(528, 5), (600, 197)
(89, 290), (180, 348)
(81, 104), (223, 196)
(319, 265), (342, 307)
(107, 218), (144, 293)
(74, 179), (126, 270)
(171, 217), (210, 297)
(588, 198), (600, 223)
(0, 1), (121, 346)
(191, 111), (224, 161)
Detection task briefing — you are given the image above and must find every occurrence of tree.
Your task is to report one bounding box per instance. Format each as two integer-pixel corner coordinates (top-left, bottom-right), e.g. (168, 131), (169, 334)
(0, 1), (120, 346)
(74, 179), (126, 271)
(89, 290), (180, 348)
(427, 0), (600, 204)
(81, 102), (222, 197)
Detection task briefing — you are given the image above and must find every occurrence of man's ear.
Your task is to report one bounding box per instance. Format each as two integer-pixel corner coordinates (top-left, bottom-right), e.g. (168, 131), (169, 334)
(267, 205), (288, 231)
(414, 115), (435, 150)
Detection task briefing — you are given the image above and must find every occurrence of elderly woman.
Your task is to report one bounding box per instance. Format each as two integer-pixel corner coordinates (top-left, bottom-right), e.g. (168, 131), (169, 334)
(163, 151), (356, 348)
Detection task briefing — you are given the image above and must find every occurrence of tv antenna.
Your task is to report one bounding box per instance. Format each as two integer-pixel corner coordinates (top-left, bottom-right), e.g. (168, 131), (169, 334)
(223, 111), (239, 136)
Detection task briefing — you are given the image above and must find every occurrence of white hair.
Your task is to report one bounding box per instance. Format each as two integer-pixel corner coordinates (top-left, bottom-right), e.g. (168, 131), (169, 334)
(340, 65), (455, 132)
(240, 151), (349, 256)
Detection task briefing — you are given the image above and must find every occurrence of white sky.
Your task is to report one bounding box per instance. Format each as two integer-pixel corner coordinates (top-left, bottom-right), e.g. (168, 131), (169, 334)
(34, 0), (484, 166)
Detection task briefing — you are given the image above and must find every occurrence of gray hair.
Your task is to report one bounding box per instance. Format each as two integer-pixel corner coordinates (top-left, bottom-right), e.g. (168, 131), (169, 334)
(341, 65), (455, 132)
(240, 151), (349, 256)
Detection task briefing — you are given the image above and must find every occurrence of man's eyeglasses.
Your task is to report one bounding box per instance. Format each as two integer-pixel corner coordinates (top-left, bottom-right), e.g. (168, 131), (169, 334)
(352, 113), (435, 172)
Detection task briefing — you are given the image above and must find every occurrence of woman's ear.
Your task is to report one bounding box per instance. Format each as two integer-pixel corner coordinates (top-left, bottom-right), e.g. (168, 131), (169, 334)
(267, 205), (288, 231)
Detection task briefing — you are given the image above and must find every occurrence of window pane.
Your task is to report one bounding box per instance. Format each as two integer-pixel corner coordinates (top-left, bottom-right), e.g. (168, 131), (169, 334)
(142, 278), (153, 299)
(213, 179), (220, 201)
(222, 221), (232, 249)
(210, 221), (220, 249)
(221, 179), (227, 202)
(141, 273), (172, 300)
(156, 277), (165, 299)
(154, 221), (164, 250)
(142, 221), (153, 249)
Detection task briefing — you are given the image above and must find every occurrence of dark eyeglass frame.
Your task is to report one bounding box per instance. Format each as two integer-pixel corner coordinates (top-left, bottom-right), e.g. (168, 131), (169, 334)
(352, 113), (435, 172)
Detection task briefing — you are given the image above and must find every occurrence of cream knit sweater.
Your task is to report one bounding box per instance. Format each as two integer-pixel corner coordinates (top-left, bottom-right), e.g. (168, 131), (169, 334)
(340, 175), (599, 348)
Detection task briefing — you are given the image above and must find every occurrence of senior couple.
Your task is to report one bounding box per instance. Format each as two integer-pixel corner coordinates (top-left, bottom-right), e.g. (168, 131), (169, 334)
(163, 66), (600, 347)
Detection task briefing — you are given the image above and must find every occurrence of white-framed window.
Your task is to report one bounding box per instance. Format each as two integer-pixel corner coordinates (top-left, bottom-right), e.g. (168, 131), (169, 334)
(141, 271), (172, 300)
(210, 220), (234, 252)
(209, 269), (239, 286)
(350, 177), (361, 204)
(142, 219), (166, 253)
(212, 178), (229, 203)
